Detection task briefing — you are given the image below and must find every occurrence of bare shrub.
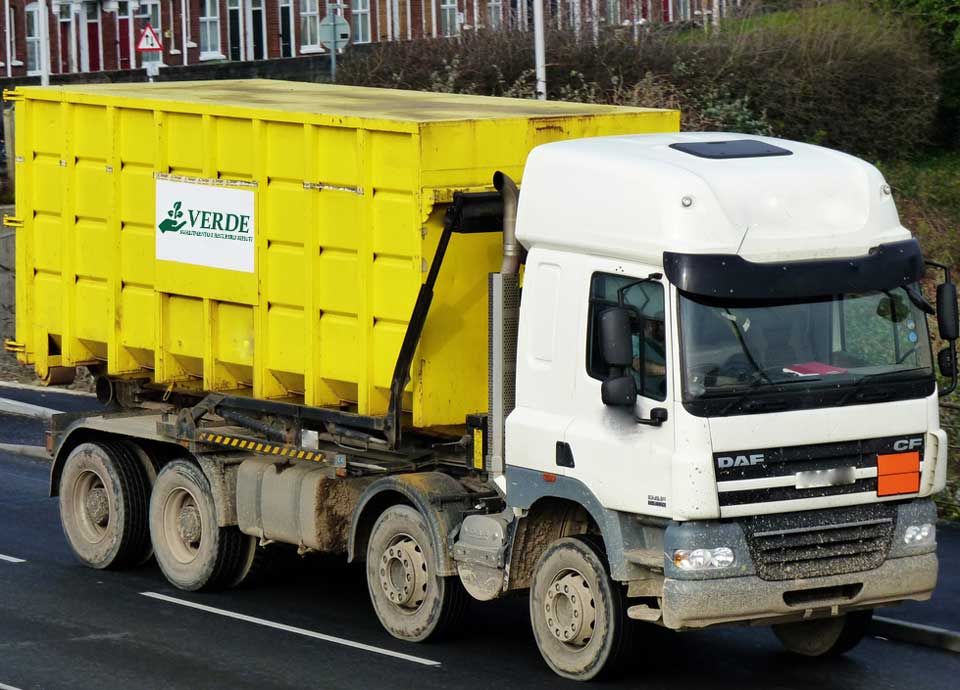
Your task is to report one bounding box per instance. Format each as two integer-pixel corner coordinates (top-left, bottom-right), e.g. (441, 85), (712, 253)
(338, 2), (939, 157)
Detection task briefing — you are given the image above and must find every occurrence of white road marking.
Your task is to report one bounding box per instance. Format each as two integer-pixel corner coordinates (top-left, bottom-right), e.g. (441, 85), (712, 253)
(141, 592), (442, 667)
(0, 554), (26, 563)
(0, 681), (26, 690)
(0, 443), (51, 461)
(0, 397), (58, 420)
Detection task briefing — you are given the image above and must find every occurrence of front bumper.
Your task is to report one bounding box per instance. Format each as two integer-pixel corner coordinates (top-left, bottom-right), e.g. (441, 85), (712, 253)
(661, 553), (937, 630)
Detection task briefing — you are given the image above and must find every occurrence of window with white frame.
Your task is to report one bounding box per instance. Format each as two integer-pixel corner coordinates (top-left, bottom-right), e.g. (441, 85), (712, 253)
(200, 0), (221, 57)
(299, 0), (320, 49)
(486, 0), (502, 29)
(606, 0), (620, 25)
(8, 7), (18, 64)
(351, 0), (370, 43)
(440, 0), (458, 36)
(25, 3), (40, 74)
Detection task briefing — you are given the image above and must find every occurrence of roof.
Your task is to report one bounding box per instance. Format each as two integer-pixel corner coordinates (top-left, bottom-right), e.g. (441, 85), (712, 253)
(16, 79), (665, 123)
(515, 132), (910, 265)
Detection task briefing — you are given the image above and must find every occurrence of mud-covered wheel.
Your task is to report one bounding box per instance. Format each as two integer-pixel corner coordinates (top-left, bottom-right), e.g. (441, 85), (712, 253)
(529, 536), (631, 681)
(773, 610), (873, 657)
(366, 505), (468, 642)
(149, 459), (254, 592)
(59, 441), (150, 570)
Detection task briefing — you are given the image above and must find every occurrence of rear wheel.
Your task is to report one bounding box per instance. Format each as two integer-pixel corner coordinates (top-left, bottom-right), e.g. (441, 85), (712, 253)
(365, 505), (467, 642)
(529, 536), (632, 681)
(149, 459), (254, 591)
(772, 610), (873, 657)
(58, 441), (150, 570)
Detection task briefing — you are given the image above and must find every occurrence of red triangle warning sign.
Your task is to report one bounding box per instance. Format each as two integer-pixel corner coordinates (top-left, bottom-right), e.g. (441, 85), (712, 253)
(136, 24), (163, 52)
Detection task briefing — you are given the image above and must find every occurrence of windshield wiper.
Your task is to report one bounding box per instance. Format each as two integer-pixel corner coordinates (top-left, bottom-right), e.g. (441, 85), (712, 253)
(719, 392), (790, 415)
(835, 368), (925, 407)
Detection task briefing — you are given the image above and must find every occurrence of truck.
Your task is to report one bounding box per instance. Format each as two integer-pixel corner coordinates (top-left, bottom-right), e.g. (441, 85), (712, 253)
(5, 81), (954, 681)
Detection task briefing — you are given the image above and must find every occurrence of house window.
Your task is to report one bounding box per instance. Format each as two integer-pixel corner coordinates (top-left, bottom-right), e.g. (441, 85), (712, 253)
(8, 7), (18, 64)
(440, 0), (458, 36)
(25, 2), (40, 74)
(299, 0), (320, 50)
(606, 0), (620, 25)
(487, 0), (502, 29)
(351, 0), (370, 43)
(200, 0), (221, 57)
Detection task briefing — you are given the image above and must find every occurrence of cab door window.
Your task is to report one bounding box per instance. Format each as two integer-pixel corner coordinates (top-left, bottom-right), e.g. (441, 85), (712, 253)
(586, 273), (667, 401)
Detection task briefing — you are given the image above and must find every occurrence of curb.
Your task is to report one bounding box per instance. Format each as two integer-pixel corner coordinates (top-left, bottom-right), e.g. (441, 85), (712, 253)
(0, 381), (96, 398)
(0, 398), (57, 419)
(0, 443), (50, 461)
(871, 616), (960, 654)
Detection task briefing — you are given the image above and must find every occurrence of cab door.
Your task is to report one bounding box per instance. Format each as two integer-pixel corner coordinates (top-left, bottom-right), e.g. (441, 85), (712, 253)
(562, 261), (676, 518)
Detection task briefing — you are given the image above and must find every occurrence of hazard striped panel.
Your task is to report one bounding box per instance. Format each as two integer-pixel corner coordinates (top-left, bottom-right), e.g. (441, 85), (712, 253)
(197, 432), (323, 462)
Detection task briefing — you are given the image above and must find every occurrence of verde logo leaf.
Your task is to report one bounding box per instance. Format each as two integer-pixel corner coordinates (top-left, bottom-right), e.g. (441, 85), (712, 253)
(159, 200), (187, 233)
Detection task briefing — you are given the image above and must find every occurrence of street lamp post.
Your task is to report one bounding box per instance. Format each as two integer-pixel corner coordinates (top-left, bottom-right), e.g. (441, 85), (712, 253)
(39, 0), (51, 85)
(533, 0), (546, 99)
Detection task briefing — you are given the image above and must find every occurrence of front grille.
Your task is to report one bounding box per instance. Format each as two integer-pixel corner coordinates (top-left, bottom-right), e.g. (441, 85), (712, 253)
(742, 503), (896, 581)
(714, 434), (924, 509)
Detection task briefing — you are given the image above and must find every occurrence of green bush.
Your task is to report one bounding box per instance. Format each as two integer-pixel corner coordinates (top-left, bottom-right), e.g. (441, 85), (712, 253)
(338, 2), (939, 158)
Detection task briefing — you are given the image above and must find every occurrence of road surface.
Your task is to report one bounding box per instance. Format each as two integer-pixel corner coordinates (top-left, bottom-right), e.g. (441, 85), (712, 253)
(0, 390), (956, 689)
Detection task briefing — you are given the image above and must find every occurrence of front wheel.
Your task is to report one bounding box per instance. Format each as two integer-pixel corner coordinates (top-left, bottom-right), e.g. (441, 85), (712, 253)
(365, 505), (467, 642)
(529, 536), (632, 681)
(772, 610), (873, 657)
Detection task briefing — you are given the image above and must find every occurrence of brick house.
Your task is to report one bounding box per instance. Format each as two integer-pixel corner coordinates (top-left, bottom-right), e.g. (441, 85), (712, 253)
(0, 0), (699, 78)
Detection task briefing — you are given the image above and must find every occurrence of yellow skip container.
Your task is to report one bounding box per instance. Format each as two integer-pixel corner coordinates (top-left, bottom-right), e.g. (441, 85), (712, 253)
(6, 80), (678, 427)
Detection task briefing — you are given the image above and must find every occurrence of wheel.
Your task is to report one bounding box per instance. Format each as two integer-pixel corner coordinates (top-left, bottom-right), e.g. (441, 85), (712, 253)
(59, 441), (150, 570)
(529, 536), (632, 681)
(149, 459), (255, 592)
(116, 440), (160, 566)
(365, 504), (468, 642)
(772, 610), (873, 657)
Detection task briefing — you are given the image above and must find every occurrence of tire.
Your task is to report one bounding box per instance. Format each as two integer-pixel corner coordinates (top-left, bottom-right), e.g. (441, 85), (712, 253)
(59, 441), (150, 570)
(529, 536), (632, 681)
(149, 459), (255, 592)
(365, 504), (468, 642)
(115, 440), (160, 566)
(772, 610), (873, 657)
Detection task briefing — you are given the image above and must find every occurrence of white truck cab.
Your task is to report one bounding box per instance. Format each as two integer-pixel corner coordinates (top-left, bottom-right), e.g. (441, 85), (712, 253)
(475, 133), (951, 678)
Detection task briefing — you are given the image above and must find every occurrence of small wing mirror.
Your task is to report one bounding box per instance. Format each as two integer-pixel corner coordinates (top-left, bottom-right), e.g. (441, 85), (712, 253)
(938, 346), (955, 378)
(600, 307), (633, 368)
(937, 282), (958, 341)
(601, 375), (637, 407)
(638, 407), (669, 427)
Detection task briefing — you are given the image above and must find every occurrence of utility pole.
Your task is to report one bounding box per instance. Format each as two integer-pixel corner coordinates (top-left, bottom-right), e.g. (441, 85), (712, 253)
(533, 0), (546, 99)
(39, 0), (51, 85)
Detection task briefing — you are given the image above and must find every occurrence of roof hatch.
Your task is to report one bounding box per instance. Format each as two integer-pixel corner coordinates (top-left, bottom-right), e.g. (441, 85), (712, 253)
(669, 139), (793, 160)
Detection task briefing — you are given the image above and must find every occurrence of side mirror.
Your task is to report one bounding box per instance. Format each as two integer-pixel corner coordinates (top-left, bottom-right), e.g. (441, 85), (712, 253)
(599, 307), (633, 367)
(601, 375), (637, 407)
(937, 282), (958, 341)
(638, 407), (669, 427)
(938, 347), (955, 378)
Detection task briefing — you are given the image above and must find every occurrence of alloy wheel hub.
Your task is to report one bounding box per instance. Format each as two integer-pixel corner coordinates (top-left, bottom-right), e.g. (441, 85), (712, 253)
(544, 571), (596, 647)
(379, 538), (427, 610)
(177, 505), (202, 545)
(84, 487), (110, 527)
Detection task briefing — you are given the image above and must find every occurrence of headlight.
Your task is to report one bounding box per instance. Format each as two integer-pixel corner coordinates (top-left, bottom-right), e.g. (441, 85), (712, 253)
(904, 523), (935, 546)
(673, 547), (735, 571)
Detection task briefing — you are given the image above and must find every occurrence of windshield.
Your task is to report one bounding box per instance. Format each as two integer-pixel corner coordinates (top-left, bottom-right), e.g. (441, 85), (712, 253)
(679, 286), (934, 406)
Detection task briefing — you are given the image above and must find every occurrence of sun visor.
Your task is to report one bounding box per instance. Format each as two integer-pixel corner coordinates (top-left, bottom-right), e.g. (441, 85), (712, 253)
(663, 239), (924, 299)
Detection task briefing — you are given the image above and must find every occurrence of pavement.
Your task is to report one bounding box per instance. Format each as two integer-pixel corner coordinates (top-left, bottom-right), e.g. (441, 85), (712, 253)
(0, 386), (957, 689)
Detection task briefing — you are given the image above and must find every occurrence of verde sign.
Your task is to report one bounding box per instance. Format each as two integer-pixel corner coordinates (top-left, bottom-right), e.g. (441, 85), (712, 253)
(155, 176), (256, 273)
